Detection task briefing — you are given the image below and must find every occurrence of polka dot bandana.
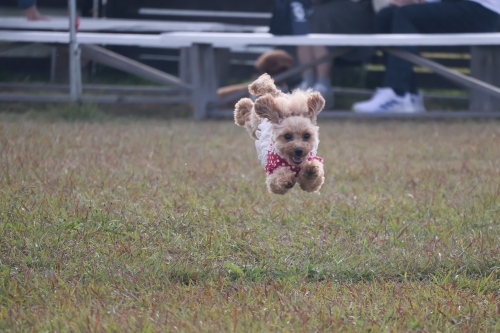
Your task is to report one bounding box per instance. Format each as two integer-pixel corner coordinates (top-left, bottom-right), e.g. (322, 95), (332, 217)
(265, 149), (323, 176)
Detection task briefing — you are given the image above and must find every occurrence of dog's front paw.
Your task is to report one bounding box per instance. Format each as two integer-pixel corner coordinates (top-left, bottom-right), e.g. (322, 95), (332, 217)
(298, 159), (324, 193)
(303, 163), (319, 179)
(301, 159), (322, 179)
(284, 179), (295, 189)
(266, 167), (296, 195)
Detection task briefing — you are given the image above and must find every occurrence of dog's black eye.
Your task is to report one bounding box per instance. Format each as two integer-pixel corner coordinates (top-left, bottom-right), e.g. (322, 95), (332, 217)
(303, 133), (311, 140)
(284, 134), (292, 140)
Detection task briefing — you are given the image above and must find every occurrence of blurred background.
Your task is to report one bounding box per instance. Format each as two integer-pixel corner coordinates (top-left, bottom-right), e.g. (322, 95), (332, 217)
(0, 0), (470, 111)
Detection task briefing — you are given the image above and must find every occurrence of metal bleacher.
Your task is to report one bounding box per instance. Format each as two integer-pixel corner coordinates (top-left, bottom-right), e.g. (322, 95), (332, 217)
(1, 1), (500, 119)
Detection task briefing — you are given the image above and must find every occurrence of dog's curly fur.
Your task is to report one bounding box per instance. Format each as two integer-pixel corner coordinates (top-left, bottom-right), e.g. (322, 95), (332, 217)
(234, 74), (326, 195)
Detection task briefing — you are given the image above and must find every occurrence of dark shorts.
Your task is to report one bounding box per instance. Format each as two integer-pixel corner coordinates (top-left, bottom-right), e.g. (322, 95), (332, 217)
(308, 0), (376, 61)
(18, 0), (36, 9)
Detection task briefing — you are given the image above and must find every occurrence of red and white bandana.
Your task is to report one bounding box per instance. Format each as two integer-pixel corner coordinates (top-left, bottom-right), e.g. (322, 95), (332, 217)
(265, 146), (323, 175)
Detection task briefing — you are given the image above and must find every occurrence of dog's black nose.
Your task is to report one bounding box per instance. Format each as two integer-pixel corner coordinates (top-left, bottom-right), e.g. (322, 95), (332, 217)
(294, 148), (303, 156)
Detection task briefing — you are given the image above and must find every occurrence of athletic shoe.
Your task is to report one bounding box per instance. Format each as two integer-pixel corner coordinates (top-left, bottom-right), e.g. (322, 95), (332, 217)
(409, 92), (426, 113)
(312, 82), (334, 110)
(353, 88), (421, 113)
(297, 72), (316, 90)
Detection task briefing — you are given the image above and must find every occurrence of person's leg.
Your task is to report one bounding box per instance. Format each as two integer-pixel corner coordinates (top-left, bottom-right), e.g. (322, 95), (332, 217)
(307, 45), (333, 108)
(395, 1), (500, 34)
(354, 1), (500, 112)
(382, 4), (424, 95)
(297, 46), (314, 75)
(307, 0), (374, 109)
(297, 46), (317, 89)
(303, 1), (334, 89)
(324, 0), (374, 83)
(312, 46), (330, 80)
(311, 45), (333, 108)
(293, 45), (331, 91)
(376, 5), (397, 34)
(354, 4), (435, 112)
(25, 6), (49, 20)
(384, 2), (500, 95)
(18, 0), (36, 9)
(19, 0), (49, 20)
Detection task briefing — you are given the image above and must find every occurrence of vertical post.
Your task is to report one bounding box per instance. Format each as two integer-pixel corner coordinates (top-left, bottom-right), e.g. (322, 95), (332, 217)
(470, 46), (500, 112)
(91, 0), (99, 76)
(93, 0), (99, 17)
(69, 0), (82, 101)
(179, 47), (191, 99)
(102, 0), (108, 18)
(189, 43), (218, 120)
(50, 47), (57, 83)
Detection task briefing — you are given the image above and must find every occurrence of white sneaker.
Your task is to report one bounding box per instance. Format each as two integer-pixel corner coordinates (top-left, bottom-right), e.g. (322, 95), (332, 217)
(353, 88), (423, 113)
(297, 73), (316, 90)
(409, 92), (426, 113)
(312, 82), (334, 110)
(353, 88), (406, 113)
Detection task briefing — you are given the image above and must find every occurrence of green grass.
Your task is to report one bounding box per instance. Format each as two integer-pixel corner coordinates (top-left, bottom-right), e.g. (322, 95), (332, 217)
(1, 112), (500, 332)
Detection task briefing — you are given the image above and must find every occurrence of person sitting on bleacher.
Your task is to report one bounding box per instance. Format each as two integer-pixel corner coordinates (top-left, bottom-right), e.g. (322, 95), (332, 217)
(18, 0), (49, 21)
(353, 0), (500, 113)
(297, 0), (376, 109)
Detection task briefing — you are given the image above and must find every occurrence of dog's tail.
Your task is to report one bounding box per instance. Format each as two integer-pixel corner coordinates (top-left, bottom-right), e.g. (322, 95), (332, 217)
(234, 98), (254, 126)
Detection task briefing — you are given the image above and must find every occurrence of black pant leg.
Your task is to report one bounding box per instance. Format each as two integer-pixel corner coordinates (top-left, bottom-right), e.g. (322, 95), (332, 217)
(18, 0), (37, 9)
(382, 2), (500, 95)
(377, 6), (397, 33)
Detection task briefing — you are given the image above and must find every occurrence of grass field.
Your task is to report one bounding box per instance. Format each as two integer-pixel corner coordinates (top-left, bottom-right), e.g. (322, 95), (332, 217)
(1, 110), (500, 332)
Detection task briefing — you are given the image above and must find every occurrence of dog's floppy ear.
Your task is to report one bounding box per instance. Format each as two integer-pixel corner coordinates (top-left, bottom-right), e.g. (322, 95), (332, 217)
(234, 98), (254, 126)
(248, 73), (279, 96)
(254, 94), (283, 124)
(306, 92), (325, 124)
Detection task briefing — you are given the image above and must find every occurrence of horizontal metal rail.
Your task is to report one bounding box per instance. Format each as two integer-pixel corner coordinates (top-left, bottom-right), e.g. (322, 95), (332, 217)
(0, 93), (190, 104)
(138, 8), (272, 19)
(0, 17), (266, 33)
(4, 31), (500, 47)
(0, 83), (179, 94)
(161, 32), (500, 47)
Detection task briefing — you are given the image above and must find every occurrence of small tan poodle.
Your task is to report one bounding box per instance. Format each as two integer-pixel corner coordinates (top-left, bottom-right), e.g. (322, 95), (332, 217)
(234, 73), (325, 195)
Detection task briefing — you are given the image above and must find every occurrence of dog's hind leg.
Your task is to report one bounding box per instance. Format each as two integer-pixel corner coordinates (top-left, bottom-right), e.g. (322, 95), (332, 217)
(234, 98), (254, 126)
(234, 98), (260, 140)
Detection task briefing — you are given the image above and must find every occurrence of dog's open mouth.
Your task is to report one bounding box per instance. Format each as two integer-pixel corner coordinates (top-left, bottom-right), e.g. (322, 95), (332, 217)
(292, 156), (303, 164)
